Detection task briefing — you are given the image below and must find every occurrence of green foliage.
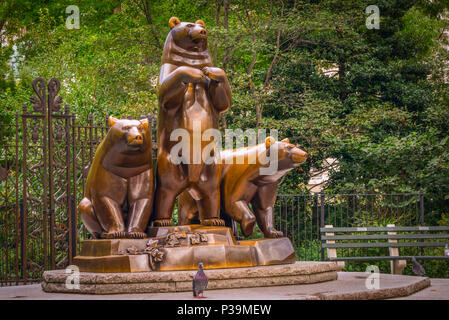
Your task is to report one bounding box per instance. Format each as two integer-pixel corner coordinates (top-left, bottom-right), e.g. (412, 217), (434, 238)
(1, 0), (449, 276)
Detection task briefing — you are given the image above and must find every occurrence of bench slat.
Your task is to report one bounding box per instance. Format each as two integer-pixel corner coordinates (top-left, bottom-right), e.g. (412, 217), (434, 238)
(320, 226), (449, 233)
(321, 234), (449, 241)
(322, 242), (448, 249)
(327, 256), (449, 261)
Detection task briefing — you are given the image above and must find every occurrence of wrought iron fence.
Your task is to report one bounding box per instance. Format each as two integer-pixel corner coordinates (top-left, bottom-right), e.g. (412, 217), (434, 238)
(0, 77), (156, 286)
(0, 76), (440, 285)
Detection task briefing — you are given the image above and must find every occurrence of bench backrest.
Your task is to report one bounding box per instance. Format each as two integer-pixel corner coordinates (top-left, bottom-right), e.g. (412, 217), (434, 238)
(320, 225), (449, 250)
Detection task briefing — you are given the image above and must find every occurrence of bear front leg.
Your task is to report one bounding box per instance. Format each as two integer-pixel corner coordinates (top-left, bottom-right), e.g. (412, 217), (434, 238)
(252, 205), (283, 238)
(159, 65), (208, 107)
(251, 183), (283, 238)
(126, 198), (152, 238)
(126, 169), (154, 238)
(92, 196), (127, 239)
(78, 197), (103, 239)
(202, 67), (231, 112)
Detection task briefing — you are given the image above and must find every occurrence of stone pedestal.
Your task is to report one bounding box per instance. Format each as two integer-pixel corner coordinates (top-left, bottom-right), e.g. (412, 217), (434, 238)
(73, 225), (296, 272)
(42, 261), (341, 294)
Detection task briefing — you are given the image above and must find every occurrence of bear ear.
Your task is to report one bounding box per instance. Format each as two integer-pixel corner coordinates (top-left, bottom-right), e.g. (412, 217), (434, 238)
(281, 138), (290, 143)
(169, 17), (181, 29)
(108, 116), (118, 127)
(140, 118), (149, 129)
(265, 136), (275, 149)
(195, 19), (206, 27)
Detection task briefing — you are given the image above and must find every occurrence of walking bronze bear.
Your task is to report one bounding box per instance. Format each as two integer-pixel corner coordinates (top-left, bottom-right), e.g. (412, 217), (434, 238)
(78, 116), (154, 239)
(178, 138), (308, 238)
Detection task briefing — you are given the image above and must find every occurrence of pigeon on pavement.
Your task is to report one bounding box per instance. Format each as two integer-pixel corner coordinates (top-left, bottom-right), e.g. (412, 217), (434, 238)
(411, 257), (426, 276)
(193, 262), (208, 298)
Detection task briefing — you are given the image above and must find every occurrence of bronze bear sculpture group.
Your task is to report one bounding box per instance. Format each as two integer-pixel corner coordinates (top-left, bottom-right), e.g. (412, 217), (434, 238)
(79, 17), (307, 240)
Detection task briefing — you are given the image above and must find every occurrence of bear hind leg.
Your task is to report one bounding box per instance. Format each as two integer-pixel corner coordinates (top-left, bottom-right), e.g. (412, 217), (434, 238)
(93, 196), (126, 238)
(79, 197), (102, 239)
(178, 191), (200, 225)
(229, 200), (256, 237)
(153, 186), (180, 226)
(197, 190), (225, 226)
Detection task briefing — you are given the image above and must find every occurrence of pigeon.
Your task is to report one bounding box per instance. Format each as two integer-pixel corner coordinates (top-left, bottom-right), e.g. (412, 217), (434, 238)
(411, 257), (426, 276)
(193, 262), (208, 298)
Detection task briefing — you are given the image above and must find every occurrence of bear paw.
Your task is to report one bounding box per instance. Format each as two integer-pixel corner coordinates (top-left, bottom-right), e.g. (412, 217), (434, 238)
(201, 218), (225, 226)
(127, 231), (147, 239)
(101, 231), (127, 239)
(241, 218), (256, 237)
(264, 229), (284, 238)
(202, 67), (226, 82)
(153, 219), (174, 227)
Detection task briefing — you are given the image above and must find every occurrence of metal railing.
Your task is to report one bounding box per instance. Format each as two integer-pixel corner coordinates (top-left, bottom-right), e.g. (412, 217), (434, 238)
(0, 77), (156, 286)
(273, 191), (425, 261)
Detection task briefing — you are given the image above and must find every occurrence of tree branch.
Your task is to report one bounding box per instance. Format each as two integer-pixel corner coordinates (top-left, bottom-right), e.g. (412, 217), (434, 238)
(131, 0), (162, 49)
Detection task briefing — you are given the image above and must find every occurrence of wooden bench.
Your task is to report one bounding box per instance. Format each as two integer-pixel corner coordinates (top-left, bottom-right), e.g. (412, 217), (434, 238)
(320, 224), (449, 274)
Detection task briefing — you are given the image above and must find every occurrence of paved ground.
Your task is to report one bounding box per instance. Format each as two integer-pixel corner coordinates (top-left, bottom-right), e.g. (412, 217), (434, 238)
(1, 272), (447, 300)
(391, 278), (449, 300)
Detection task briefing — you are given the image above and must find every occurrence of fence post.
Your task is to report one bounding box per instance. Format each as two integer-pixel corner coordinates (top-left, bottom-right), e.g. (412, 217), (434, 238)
(70, 195), (77, 262)
(320, 190), (325, 261)
(19, 198), (25, 283)
(419, 188), (424, 225)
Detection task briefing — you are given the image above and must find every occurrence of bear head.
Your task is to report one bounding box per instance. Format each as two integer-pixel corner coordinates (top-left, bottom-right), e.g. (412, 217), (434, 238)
(106, 116), (151, 153)
(161, 17), (212, 68)
(264, 137), (308, 170)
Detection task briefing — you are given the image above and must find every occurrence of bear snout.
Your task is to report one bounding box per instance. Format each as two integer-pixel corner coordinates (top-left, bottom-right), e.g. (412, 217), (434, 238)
(190, 26), (207, 40)
(127, 127), (144, 145)
(292, 149), (307, 163)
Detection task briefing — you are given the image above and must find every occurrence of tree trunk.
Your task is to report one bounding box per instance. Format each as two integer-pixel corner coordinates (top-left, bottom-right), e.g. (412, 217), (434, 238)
(338, 59), (347, 102)
(132, 0), (162, 49)
(213, 0), (223, 65)
(223, 0), (229, 28)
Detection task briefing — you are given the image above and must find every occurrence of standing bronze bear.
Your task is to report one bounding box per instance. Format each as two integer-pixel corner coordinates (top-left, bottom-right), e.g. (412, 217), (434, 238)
(153, 17), (232, 227)
(78, 116), (154, 239)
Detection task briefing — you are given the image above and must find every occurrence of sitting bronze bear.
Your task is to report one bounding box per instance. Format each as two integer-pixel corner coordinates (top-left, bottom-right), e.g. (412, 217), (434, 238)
(78, 116), (154, 239)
